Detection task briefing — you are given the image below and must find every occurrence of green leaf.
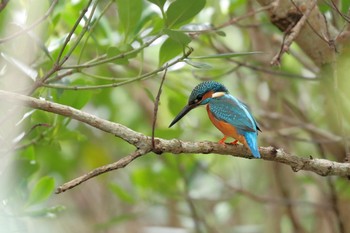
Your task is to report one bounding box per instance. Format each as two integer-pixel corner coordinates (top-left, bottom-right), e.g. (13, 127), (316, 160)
(27, 176), (55, 206)
(163, 29), (191, 45)
(184, 59), (212, 69)
(143, 87), (155, 103)
(159, 29), (191, 65)
(189, 51), (263, 59)
(58, 87), (92, 109)
(25, 205), (66, 217)
(16, 154), (40, 182)
(116, 0), (143, 41)
(21, 145), (36, 161)
(107, 47), (129, 64)
(341, 0), (350, 14)
(215, 31), (226, 37)
(107, 46), (121, 58)
(166, 0), (206, 28)
(159, 37), (183, 66)
(109, 183), (135, 204)
(147, 0), (166, 9)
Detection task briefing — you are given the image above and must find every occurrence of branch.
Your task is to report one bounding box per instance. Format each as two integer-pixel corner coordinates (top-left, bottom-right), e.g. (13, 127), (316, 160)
(55, 149), (148, 194)
(270, 0), (317, 66)
(152, 68), (167, 149)
(42, 47), (193, 90)
(2, 90), (350, 193)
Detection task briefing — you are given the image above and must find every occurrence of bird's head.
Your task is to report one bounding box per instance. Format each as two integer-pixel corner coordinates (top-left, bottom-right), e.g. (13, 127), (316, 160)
(169, 81), (228, 128)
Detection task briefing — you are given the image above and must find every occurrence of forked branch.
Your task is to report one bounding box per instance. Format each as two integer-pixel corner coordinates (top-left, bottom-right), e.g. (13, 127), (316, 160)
(1, 90), (349, 193)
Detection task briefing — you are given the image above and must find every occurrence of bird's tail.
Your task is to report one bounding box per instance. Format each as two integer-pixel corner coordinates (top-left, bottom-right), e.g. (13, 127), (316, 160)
(244, 132), (260, 158)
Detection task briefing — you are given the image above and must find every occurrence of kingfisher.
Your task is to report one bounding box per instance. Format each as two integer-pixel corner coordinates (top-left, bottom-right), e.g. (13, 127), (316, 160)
(169, 81), (261, 158)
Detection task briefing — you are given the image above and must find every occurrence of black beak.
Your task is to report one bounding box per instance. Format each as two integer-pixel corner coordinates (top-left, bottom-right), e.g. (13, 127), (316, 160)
(169, 104), (196, 128)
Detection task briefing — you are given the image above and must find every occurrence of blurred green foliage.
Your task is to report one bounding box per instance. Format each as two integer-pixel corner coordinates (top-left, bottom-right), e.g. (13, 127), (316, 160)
(1, 0), (350, 233)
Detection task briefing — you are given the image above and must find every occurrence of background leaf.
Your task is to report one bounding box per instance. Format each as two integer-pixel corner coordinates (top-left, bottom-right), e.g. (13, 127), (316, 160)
(116, 0), (143, 41)
(159, 37), (184, 65)
(166, 0), (206, 28)
(163, 29), (191, 45)
(147, 0), (166, 9)
(27, 176), (55, 206)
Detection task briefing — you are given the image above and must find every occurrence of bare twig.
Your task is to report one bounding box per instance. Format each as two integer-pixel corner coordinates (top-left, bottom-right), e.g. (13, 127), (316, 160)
(56, 0), (94, 65)
(207, 39), (317, 80)
(59, 34), (162, 70)
(152, 68), (167, 150)
(216, 5), (274, 29)
(77, 0), (115, 64)
(42, 48), (193, 90)
(2, 90), (350, 193)
(324, 0), (350, 23)
(292, 0), (336, 51)
(271, 0), (318, 65)
(56, 149), (148, 193)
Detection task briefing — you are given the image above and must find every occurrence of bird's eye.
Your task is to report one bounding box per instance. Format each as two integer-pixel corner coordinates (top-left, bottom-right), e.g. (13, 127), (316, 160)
(194, 96), (202, 103)
(191, 96), (202, 105)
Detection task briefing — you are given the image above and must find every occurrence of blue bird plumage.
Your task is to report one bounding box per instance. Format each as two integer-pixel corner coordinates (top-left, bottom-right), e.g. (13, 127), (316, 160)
(169, 81), (261, 158)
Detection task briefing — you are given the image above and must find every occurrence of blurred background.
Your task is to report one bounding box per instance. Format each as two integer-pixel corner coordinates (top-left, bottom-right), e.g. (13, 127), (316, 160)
(0, 0), (350, 232)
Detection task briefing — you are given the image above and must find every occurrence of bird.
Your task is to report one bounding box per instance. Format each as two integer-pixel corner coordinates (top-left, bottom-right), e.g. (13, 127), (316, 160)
(169, 81), (261, 158)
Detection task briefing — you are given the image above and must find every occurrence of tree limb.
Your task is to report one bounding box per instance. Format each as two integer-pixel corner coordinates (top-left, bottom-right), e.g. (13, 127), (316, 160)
(1, 90), (350, 193)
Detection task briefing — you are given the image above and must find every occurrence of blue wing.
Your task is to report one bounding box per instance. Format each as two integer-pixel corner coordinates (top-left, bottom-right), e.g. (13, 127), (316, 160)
(208, 94), (259, 134)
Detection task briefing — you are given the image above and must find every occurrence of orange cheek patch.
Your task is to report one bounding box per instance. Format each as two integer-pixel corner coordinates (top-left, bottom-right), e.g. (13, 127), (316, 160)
(202, 91), (214, 102)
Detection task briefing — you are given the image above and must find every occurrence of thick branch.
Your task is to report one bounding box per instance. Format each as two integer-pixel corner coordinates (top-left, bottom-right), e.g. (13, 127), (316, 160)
(2, 90), (350, 191)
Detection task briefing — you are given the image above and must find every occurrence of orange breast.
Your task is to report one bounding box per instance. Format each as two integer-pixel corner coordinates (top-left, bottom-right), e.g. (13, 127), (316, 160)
(206, 105), (247, 146)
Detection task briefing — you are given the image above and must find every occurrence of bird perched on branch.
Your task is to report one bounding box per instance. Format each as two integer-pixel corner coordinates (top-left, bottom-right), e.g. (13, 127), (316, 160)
(169, 81), (261, 158)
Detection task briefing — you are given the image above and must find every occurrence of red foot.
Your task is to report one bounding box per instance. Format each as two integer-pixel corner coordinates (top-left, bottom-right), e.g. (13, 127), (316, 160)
(230, 140), (238, 145)
(218, 136), (227, 145)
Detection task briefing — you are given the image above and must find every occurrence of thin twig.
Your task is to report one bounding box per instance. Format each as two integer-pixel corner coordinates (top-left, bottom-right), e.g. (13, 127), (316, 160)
(217, 5), (274, 29)
(59, 34), (162, 70)
(325, 0), (350, 23)
(271, 0), (318, 65)
(152, 68), (167, 150)
(56, 0), (94, 65)
(42, 48), (193, 90)
(55, 149), (148, 193)
(207, 38), (317, 80)
(27, 0), (95, 94)
(0, 0), (58, 44)
(292, 0), (336, 51)
(77, 0), (114, 64)
(182, 5), (273, 35)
